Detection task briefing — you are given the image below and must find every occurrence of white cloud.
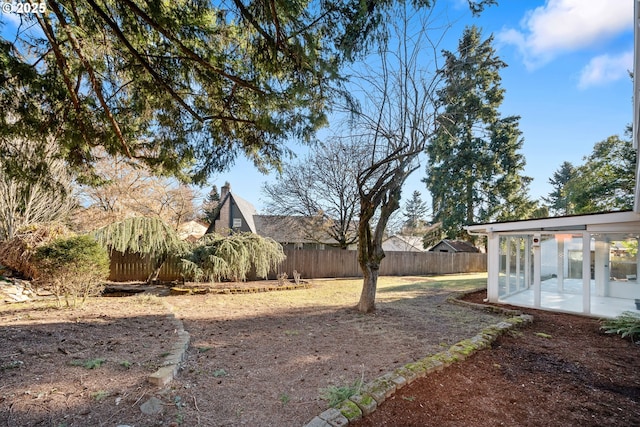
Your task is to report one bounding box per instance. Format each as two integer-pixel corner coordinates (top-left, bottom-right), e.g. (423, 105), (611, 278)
(1, 10), (22, 28)
(578, 50), (633, 89)
(497, 0), (632, 69)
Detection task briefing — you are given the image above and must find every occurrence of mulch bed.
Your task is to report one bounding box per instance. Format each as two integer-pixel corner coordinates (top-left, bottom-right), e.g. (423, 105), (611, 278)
(351, 290), (640, 427)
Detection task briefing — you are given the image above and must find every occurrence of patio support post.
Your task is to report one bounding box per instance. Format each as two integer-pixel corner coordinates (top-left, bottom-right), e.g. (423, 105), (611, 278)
(594, 236), (610, 297)
(505, 236), (511, 295)
(582, 232), (592, 314)
(636, 236), (640, 282)
(524, 236), (531, 290)
(515, 237), (521, 291)
(487, 233), (500, 302)
(533, 234), (541, 307)
(557, 235), (565, 292)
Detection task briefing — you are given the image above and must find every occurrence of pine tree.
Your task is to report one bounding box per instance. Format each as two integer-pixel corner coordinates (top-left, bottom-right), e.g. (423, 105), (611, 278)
(543, 161), (576, 216)
(181, 232), (285, 282)
(402, 191), (429, 234)
(91, 217), (186, 284)
(202, 185), (221, 224)
(425, 26), (533, 240)
(1, 0), (494, 183)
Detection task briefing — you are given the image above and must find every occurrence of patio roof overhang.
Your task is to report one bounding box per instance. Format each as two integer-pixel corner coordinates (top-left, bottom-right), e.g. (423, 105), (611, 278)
(466, 211), (640, 235)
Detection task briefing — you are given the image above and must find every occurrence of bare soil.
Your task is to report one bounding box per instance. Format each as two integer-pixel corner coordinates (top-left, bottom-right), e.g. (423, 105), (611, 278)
(0, 279), (638, 427)
(352, 291), (640, 427)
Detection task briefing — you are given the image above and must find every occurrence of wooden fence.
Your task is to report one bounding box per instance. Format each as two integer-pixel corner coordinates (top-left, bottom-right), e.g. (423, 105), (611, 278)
(108, 249), (487, 282)
(274, 249), (487, 278)
(108, 251), (183, 282)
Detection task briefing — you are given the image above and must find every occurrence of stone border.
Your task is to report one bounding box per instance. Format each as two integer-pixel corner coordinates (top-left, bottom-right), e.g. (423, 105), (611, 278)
(169, 283), (312, 295)
(147, 301), (190, 387)
(302, 289), (533, 427)
(446, 287), (523, 317)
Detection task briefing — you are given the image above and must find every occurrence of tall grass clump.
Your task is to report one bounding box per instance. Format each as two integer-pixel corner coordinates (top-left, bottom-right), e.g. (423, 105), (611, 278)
(319, 379), (363, 407)
(0, 222), (71, 279)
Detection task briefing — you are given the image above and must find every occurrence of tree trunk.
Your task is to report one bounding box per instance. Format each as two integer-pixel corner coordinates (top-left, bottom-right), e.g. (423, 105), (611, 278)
(356, 203), (386, 313)
(146, 255), (167, 284)
(357, 262), (379, 313)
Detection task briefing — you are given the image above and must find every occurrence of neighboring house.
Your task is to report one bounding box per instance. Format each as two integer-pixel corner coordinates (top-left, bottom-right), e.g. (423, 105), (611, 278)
(205, 183), (353, 249)
(177, 220), (209, 242)
(253, 215), (347, 250)
(429, 239), (479, 253)
(382, 235), (426, 252)
(464, 3), (640, 319)
(205, 183), (257, 235)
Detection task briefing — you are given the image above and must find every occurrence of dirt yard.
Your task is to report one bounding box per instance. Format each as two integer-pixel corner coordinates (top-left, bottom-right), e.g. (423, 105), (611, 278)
(0, 275), (638, 426)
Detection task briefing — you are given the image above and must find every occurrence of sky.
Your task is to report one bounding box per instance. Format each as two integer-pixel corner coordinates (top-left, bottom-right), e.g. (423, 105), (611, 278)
(212, 0), (634, 213)
(0, 0), (634, 215)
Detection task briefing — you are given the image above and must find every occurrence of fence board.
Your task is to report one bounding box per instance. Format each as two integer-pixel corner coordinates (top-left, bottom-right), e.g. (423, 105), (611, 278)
(109, 249), (486, 282)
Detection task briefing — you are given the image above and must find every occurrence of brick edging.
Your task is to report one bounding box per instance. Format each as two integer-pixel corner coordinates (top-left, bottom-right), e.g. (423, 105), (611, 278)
(147, 301), (190, 387)
(303, 290), (533, 426)
(169, 283), (312, 295)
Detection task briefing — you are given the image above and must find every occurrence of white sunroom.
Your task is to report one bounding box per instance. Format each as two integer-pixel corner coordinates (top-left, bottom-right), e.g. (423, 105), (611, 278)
(464, 2), (640, 319)
(466, 211), (640, 318)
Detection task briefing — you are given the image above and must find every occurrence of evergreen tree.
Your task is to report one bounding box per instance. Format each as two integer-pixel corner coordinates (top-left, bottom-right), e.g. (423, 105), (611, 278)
(92, 217), (187, 284)
(1, 0), (493, 183)
(202, 185), (221, 224)
(543, 161), (576, 216)
(425, 26), (533, 240)
(181, 232), (285, 282)
(402, 191), (429, 234)
(566, 134), (635, 213)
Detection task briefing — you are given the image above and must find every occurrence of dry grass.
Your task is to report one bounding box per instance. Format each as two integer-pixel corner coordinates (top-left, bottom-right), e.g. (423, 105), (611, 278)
(177, 273), (487, 312)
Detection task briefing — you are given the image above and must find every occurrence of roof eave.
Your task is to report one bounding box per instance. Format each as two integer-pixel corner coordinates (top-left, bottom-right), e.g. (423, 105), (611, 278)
(466, 211), (640, 235)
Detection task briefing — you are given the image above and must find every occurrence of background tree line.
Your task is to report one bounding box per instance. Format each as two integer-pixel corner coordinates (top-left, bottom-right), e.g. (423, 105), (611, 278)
(544, 129), (635, 216)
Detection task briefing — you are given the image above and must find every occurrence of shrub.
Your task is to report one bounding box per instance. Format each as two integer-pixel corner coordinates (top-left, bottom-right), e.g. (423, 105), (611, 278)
(92, 217), (187, 284)
(0, 222), (72, 279)
(34, 235), (110, 308)
(601, 311), (640, 342)
(181, 232), (285, 282)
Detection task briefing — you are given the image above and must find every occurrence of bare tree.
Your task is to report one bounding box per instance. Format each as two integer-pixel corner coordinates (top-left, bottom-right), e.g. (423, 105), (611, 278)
(0, 138), (76, 240)
(346, 6), (444, 313)
(74, 152), (198, 231)
(262, 140), (365, 249)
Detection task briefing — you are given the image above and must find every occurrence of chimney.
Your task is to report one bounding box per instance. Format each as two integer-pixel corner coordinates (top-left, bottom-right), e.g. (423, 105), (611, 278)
(221, 181), (231, 199)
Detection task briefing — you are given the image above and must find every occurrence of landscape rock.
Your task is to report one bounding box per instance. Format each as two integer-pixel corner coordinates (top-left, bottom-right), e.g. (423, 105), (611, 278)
(139, 396), (164, 415)
(0, 279), (32, 303)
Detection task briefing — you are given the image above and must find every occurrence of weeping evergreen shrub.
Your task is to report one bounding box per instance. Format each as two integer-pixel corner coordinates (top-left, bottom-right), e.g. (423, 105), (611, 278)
(33, 235), (109, 308)
(92, 217), (187, 283)
(181, 232), (286, 282)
